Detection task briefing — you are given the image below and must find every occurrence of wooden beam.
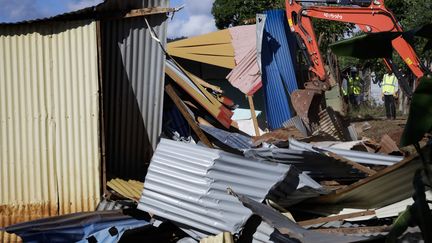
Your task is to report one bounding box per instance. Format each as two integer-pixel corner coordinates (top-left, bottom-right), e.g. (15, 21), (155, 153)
(95, 20), (108, 196)
(165, 84), (214, 148)
(123, 7), (175, 18)
(248, 95), (260, 136)
(327, 152), (377, 176)
(298, 210), (376, 227)
(312, 225), (391, 235)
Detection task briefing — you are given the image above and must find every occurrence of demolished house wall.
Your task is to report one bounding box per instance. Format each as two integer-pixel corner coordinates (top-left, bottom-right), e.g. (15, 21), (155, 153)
(101, 0), (168, 180)
(0, 20), (101, 239)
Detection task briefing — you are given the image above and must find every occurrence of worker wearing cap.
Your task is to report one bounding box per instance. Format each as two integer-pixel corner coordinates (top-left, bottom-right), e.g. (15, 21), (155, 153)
(348, 68), (362, 107)
(381, 70), (399, 120)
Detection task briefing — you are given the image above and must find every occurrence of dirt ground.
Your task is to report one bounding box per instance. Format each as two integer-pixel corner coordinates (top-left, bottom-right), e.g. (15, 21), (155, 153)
(352, 117), (406, 146)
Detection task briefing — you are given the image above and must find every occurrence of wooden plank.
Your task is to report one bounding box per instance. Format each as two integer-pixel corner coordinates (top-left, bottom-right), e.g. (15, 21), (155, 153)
(124, 7), (175, 18)
(248, 95), (260, 136)
(165, 64), (233, 128)
(165, 84), (214, 148)
(298, 210), (376, 227)
(312, 226), (391, 235)
(327, 152), (377, 176)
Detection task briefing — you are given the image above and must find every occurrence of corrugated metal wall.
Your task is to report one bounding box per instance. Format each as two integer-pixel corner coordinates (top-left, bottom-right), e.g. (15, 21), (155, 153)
(102, 0), (168, 180)
(0, 20), (100, 239)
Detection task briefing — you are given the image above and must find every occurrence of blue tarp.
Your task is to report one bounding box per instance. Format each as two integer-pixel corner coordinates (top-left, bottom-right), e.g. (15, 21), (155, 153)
(261, 10), (299, 129)
(3, 210), (149, 243)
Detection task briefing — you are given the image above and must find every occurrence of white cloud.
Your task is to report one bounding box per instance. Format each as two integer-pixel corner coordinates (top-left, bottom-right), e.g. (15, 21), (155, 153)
(168, 0), (216, 39)
(168, 14), (216, 38)
(67, 0), (102, 11)
(184, 0), (214, 15)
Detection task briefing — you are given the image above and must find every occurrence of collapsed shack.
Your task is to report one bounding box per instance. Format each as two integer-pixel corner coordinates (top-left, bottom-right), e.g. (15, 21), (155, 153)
(1, 2), (431, 243)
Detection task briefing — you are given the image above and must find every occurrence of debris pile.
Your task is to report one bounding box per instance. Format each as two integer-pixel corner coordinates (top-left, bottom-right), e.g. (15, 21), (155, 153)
(1, 2), (431, 243)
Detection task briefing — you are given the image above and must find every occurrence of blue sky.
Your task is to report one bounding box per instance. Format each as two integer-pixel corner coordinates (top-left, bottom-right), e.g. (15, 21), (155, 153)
(0, 0), (216, 38)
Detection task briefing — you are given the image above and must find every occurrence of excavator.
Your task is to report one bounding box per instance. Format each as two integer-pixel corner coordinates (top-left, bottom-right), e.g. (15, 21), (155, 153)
(284, 0), (429, 122)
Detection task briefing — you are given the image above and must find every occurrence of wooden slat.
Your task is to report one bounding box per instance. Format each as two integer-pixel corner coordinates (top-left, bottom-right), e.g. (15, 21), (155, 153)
(298, 210), (376, 227)
(165, 84), (214, 148)
(248, 95), (260, 136)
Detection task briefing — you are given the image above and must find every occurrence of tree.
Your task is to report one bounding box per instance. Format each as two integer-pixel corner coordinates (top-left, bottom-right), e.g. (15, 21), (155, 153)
(212, 0), (284, 29)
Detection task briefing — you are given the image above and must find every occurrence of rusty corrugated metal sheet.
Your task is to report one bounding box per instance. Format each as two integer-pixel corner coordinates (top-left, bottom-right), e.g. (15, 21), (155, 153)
(101, 0), (168, 180)
(0, 19), (101, 240)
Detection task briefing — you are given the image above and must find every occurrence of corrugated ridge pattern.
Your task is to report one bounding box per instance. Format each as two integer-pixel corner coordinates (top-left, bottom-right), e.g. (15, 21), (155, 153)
(138, 139), (293, 238)
(102, 0), (168, 180)
(289, 138), (403, 166)
(0, 20), (100, 236)
(261, 10), (298, 129)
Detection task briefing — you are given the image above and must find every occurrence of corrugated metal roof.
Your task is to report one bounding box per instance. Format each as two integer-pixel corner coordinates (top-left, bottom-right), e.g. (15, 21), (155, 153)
(102, 0), (168, 180)
(231, 191), (367, 243)
(0, 0), (172, 25)
(226, 48), (262, 95)
(107, 179), (144, 201)
(261, 10), (299, 129)
(226, 25), (262, 95)
(0, 19), (100, 233)
(289, 138), (403, 166)
(200, 125), (253, 151)
(167, 29), (235, 69)
(310, 154), (423, 209)
(138, 139), (323, 239)
(244, 147), (366, 180)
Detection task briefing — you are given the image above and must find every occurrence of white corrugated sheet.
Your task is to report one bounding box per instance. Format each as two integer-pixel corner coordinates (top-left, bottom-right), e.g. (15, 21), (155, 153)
(138, 139), (323, 239)
(289, 138), (403, 166)
(0, 19), (100, 231)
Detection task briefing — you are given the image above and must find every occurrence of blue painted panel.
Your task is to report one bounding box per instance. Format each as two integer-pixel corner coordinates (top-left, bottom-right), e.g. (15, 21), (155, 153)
(261, 10), (299, 129)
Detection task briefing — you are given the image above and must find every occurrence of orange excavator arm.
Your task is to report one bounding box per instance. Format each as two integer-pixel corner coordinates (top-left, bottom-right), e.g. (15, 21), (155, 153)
(286, 0), (425, 82)
(285, 0), (426, 121)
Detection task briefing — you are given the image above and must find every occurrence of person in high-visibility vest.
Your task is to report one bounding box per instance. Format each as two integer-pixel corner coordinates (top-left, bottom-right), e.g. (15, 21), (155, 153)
(348, 68), (362, 107)
(381, 70), (399, 120)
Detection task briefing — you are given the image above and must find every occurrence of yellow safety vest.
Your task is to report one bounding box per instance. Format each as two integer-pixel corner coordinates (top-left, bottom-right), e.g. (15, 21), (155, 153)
(348, 76), (361, 95)
(382, 74), (397, 95)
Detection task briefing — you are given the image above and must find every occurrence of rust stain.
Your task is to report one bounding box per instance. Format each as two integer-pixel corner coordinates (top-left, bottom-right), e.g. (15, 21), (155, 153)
(0, 202), (58, 242)
(0, 202), (58, 227)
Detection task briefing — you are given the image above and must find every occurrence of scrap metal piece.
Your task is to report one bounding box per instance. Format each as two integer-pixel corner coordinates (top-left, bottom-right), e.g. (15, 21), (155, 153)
(244, 147), (366, 180)
(199, 125), (253, 151)
(107, 178), (144, 202)
(289, 138), (403, 166)
(378, 134), (402, 155)
(313, 107), (350, 141)
(4, 210), (150, 243)
(311, 153), (423, 210)
(138, 139), (324, 239)
(229, 190), (367, 243)
(283, 116), (311, 136)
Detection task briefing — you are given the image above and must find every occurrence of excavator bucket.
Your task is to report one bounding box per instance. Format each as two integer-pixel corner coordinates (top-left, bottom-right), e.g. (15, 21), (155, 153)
(291, 89), (322, 124)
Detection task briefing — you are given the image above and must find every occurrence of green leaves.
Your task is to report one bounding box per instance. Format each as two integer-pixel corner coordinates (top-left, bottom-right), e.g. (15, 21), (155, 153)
(212, 0), (284, 29)
(400, 76), (432, 147)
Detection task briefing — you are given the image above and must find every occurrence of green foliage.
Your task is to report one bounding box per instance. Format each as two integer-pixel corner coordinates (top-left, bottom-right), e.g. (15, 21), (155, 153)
(312, 19), (353, 55)
(211, 0), (284, 29)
